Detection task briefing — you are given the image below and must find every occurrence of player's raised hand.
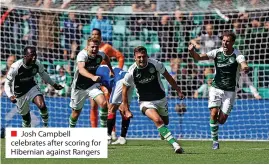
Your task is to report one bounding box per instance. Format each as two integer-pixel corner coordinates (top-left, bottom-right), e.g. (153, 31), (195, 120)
(242, 66), (249, 74)
(178, 91), (185, 100)
(9, 96), (17, 103)
(53, 84), (64, 90)
(92, 76), (101, 82)
(188, 44), (195, 52)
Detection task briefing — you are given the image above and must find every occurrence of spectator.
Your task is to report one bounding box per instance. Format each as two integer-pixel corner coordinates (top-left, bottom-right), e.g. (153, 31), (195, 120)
(194, 74), (214, 98)
(0, 55), (16, 96)
(179, 63), (201, 98)
(168, 58), (182, 97)
(152, 15), (177, 61)
(245, 16), (267, 63)
(190, 23), (221, 63)
(61, 10), (82, 60)
(174, 10), (193, 59)
(232, 19), (247, 52)
(44, 65), (72, 97)
(156, 0), (177, 12)
(37, 0), (60, 65)
(90, 7), (113, 45)
(132, 0), (156, 12)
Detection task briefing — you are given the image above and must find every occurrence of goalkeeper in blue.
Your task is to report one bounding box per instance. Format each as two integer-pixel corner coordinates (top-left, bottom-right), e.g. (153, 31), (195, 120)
(96, 65), (134, 144)
(188, 31), (249, 150)
(120, 46), (184, 154)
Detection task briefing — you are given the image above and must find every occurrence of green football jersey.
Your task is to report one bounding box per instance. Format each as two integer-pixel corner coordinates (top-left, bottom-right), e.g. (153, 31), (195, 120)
(206, 48), (246, 91)
(123, 58), (166, 101)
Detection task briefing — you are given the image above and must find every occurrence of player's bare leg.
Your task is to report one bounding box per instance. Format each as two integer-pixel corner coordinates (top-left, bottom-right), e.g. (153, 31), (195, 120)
(210, 107), (220, 150)
(33, 95), (48, 127)
(90, 98), (98, 127)
(218, 110), (229, 124)
(144, 108), (183, 154)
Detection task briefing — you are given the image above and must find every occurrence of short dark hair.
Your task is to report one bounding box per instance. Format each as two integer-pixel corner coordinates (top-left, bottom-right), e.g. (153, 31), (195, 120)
(24, 46), (36, 56)
(222, 31), (236, 41)
(92, 28), (102, 36)
(134, 46), (147, 56)
(87, 36), (101, 45)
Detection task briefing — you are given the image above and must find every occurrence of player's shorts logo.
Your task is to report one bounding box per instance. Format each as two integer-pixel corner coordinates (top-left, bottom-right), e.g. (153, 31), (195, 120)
(149, 67), (155, 74)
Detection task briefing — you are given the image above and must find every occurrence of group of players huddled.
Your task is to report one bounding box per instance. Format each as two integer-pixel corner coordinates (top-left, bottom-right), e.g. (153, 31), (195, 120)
(5, 28), (249, 154)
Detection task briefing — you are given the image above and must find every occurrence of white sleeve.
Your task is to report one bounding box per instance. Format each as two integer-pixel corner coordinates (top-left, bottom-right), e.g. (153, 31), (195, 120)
(122, 72), (134, 87)
(240, 72), (259, 96)
(153, 59), (165, 74)
(98, 51), (106, 60)
(76, 51), (88, 62)
(206, 49), (217, 59)
(4, 66), (17, 98)
(37, 61), (55, 86)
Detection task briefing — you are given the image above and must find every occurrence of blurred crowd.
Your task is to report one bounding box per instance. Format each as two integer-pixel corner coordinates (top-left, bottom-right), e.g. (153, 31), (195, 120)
(1, 0), (268, 98)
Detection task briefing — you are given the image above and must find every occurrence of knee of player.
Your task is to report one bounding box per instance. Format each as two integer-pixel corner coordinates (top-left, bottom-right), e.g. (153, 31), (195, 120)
(153, 118), (164, 126)
(218, 119), (226, 125)
(37, 102), (47, 111)
(99, 101), (107, 109)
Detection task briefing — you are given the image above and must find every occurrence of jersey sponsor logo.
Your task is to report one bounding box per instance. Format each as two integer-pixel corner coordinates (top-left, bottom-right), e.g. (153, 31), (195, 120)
(136, 73), (142, 78)
(86, 65), (98, 70)
(138, 75), (155, 84)
(20, 76), (34, 82)
(149, 67), (155, 74)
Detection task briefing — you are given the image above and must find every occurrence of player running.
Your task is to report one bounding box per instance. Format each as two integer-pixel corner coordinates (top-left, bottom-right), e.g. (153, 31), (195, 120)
(4, 46), (63, 127)
(188, 31), (249, 150)
(121, 46), (184, 154)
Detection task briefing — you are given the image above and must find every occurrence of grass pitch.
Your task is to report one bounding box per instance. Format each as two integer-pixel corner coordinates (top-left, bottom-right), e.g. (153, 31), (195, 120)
(1, 139), (269, 164)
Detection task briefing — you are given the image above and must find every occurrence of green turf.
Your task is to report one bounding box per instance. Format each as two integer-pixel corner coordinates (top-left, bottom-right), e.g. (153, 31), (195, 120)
(1, 139), (269, 164)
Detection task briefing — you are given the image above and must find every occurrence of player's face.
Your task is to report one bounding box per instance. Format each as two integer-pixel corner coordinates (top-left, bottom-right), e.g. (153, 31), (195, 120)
(87, 41), (99, 57)
(222, 36), (234, 52)
(134, 52), (148, 68)
(91, 30), (101, 42)
(24, 49), (37, 65)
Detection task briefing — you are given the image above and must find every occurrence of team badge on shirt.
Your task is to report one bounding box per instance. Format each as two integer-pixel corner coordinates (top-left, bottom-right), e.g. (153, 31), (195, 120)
(149, 67), (155, 74)
(229, 57), (235, 63)
(32, 68), (37, 74)
(96, 58), (101, 63)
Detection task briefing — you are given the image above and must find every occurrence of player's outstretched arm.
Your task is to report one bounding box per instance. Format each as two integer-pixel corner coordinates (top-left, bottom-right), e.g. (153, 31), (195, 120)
(188, 44), (209, 61)
(4, 79), (17, 103)
(4, 66), (17, 103)
(162, 69), (184, 99)
(240, 61), (249, 74)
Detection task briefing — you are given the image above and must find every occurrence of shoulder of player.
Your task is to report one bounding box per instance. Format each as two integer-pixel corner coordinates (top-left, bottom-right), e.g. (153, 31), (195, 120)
(77, 49), (87, 57)
(148, 58), (163, 67)
(10, 59), (23, 70)
(233, 48), (243, 56)
(97, 50), (107, 58)
(127, 63), (137, 73)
